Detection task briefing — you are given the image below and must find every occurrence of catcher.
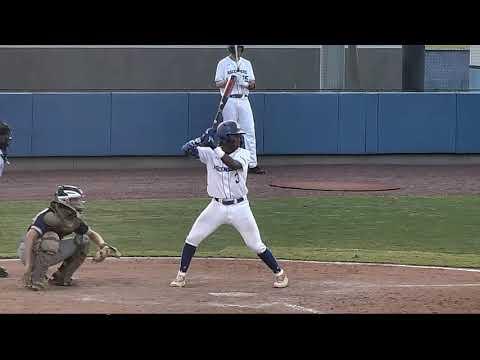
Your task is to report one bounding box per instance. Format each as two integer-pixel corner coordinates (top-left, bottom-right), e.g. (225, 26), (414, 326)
(17, 185), (121, 291)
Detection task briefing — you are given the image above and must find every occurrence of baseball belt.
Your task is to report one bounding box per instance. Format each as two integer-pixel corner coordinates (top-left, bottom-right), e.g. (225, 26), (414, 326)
(214, 197), (245, 205)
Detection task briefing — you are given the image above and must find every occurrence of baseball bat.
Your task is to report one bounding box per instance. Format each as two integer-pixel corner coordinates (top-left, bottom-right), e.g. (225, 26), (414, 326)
(234, 45), (240, 71)
(191, 72), (237, 146)
(212, 73), (237, 127)
(234, 45), (247, 92)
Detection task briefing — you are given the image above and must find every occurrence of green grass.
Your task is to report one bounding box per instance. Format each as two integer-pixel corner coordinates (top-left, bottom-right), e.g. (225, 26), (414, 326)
(2, 196), (480, 268)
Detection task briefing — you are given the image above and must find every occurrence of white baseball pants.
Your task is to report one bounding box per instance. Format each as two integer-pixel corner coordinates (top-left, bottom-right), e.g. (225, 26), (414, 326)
(222, 98), (258, 168)
(185, 199), (267, 254)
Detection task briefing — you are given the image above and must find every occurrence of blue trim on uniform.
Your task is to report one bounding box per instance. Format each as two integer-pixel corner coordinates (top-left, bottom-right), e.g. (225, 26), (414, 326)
(257, 248), (281, 273)
(180, 242), (197, 273)
(31, 213), (49, 235)
(29, 225), (44, 236)
(29, 210), (89, 238)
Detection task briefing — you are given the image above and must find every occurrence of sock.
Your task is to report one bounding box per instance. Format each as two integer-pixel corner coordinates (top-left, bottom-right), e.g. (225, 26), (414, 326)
(180, 243), (197, 273)
(257, 248), (282, 274)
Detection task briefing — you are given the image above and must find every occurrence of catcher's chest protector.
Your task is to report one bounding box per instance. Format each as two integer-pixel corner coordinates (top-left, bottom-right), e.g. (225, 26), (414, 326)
(43, 211), (84, 239)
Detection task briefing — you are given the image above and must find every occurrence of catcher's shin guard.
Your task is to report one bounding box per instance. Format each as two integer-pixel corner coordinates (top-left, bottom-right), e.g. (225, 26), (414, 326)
(29, 248), (51, 291)
(50, 236), (90, 286)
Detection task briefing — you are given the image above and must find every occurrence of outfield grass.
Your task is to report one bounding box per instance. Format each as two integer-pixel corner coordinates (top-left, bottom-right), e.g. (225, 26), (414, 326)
(1, 196), (480, 268)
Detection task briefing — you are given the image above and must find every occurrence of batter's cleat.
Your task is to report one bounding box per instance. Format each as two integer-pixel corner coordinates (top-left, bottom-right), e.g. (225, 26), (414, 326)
(249, 166), (266, 175)
(273, 269), (289, 288)
(0, 266), (8, 278)
(170, 271), (186, 287)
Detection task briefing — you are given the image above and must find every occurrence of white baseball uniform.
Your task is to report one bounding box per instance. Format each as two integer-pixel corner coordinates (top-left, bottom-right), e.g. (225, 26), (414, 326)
(0, 150), (5, 177)
(215, 56), (258, 168)
(184, 146), (267, 254)
(1, 150), (8, 277)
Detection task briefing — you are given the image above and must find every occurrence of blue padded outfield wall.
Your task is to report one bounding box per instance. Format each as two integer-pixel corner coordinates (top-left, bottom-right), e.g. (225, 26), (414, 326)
(1, 91), (480, 156)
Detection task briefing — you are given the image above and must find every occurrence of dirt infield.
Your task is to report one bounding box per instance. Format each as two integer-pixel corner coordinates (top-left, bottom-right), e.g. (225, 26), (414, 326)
(2, 163), (480, 313)
(1, 257), (480, 314)
(3, 163), (480, 200)
(269, 180), (401, 191)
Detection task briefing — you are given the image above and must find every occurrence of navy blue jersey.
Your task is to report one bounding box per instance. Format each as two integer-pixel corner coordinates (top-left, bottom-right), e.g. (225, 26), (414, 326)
(29, 208), (89, 239)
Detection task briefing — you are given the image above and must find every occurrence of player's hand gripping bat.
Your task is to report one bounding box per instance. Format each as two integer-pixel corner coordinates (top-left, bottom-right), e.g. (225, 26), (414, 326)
(190, 73), (237, 148)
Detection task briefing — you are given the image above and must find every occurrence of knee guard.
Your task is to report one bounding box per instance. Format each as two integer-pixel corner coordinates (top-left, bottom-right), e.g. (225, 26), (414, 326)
(29, 232), (61, 289)
(40, 231), (61, 255)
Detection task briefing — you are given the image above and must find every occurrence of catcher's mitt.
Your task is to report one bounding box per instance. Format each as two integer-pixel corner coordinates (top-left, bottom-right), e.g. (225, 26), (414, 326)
(92, 244), (122, 263)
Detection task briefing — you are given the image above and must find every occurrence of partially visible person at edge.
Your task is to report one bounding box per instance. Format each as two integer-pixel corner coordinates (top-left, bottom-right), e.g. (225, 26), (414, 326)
(0, 121), (13, 278)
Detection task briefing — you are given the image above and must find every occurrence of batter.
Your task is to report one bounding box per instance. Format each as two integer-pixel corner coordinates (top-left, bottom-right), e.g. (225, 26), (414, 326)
(170, 121), (288, 288)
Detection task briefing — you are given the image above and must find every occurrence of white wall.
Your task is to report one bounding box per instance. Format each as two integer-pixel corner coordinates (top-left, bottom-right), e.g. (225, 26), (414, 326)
(470, 45), (480, 66)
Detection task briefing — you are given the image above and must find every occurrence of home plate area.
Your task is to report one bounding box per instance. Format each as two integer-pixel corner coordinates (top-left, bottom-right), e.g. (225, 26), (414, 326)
(1, 257), (480, 313)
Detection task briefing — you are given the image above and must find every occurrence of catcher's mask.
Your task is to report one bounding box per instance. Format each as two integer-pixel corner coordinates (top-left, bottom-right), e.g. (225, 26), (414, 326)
(54, 185), (86, 213)
(217, 121), (245, 148)
(228, 45), (244, 55)
(0, 121), (12, 152)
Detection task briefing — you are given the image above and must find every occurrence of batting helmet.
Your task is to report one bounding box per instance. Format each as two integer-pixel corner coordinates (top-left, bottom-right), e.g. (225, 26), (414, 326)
(54, 185), (86, 213)
(0, 121), (12, 152)
(217, 121), (246, 145)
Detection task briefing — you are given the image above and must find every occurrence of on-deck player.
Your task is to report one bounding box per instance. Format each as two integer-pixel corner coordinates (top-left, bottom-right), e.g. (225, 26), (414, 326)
(214, 45), (266, 175)
(169, 121), (288, 288)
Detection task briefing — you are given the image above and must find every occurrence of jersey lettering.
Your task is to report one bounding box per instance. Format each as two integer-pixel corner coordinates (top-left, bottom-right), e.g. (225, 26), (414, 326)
(214, 164), (233, 172)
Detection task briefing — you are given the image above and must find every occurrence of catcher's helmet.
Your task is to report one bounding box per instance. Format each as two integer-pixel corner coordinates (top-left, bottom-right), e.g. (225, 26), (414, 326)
(54, 185), (86, 212)
(217, 121), (246, 144)
(228, 45), (244, 54)
(0, 121), (12, 151)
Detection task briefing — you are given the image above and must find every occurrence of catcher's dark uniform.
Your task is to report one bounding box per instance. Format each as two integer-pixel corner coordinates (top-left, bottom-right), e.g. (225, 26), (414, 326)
(28, 207), (90, 240)
(18, 201), (92, 289)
